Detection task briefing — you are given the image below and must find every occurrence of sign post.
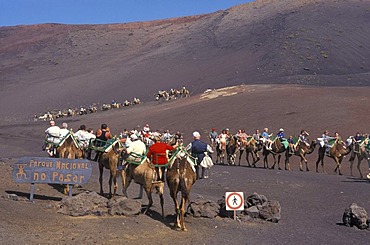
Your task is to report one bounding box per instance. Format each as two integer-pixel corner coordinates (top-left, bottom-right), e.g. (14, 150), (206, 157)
(13, 157), (93, 202)
(225, 192), (245, 220)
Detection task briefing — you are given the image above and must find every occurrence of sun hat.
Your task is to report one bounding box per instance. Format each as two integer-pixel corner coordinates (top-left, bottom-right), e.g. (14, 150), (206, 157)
(193, 131), (200, 138)
(130, 134), (138, 140)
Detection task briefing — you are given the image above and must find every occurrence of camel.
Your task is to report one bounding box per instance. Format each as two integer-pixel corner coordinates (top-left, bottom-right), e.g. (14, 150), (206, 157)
(166, 150), (197, 231)
(156, 90), (169, 101)
(348, 138), (370, 178)
(238, 137), (261, 167)
(226, 135), (239, 165)
(215, 140), (226, 164)
(55, 132), (85, 195)
(315, 138), (351, 175)
(262, 137), (286, 169)
(98, 140), (125, 199)
(123, 157), (165, 218)
(284, 140), (317, 171)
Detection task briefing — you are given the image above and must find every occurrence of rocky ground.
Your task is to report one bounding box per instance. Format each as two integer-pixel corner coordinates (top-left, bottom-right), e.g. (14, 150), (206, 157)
(0, 85), (369, 244)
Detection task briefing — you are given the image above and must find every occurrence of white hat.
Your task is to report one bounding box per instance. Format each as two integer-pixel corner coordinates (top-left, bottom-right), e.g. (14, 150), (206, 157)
(279, 128), (284, 132)
(130, 134), (138, 140)
(193, 131), (200, 138)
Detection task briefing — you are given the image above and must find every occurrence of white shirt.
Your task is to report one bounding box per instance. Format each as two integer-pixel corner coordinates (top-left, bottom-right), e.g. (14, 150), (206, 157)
(60, 128), (69, 138)
(45, 126), (60, 137)
(126, 140), (146, 156)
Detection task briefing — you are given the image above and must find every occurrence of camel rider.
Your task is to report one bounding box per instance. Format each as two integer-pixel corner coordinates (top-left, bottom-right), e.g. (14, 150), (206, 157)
(186, 131), (214, 179)
(218, 129), (229, 149)
(125, 134), (147, 164)
(209, 128), (218, 147)
(299, 130), (310, 147)
(261, 128), (273, 150)
(93, 124), (112, 161)
(147, 135), (178, 182)
(74, 125), (96, 149)
(277, 128), (285, 140)
(44, 120), (61, 156)
(287, 136), (295, 154)
(321, 130), (336, 155)
(353, 132), (363, 152)
(60, 122), (69, 139)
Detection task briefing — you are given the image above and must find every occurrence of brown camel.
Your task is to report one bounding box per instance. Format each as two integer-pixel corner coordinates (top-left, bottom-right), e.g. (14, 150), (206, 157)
(123, 158), (165, 218)
(215, 140), (226, 164)
(285, 140), (317, 171)
(55, 133), (85, 195)
(348, 138), (369, 178)
(166, 150), (197, 231)
(98, 140), (124, 199)
(262, 137), (286, 169)
(315, 138), (351, 175)
(238, 137), (261, 167)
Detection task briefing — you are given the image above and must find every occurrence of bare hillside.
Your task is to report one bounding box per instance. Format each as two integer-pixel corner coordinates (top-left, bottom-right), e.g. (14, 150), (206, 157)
(0, 0), (370, 121)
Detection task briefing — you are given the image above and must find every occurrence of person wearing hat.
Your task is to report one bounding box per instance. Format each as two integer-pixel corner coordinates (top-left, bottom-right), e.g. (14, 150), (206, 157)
(146, 135), (178, 181)
(277, 128), (285, 140)
(186, 131), (214, 179)
(125, 133), (147, 163)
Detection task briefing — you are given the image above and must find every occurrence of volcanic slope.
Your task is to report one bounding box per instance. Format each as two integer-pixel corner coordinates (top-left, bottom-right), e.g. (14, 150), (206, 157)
(1, 0), (370, 122)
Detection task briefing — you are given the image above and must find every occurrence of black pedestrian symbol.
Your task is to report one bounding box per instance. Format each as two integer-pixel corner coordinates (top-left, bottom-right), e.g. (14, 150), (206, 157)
(232, 195), (238, 206)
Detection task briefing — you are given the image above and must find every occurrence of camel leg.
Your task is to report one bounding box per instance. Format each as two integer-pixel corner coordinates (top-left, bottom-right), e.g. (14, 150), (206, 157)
(357, 157), (364, 179)
(108, 173), (113, 199)
(285, 153), (290, 171)
(253, 152), (260, 167)
(180, 196), (187, 231)
(143, 188), (153, 215)
(172, 196), (181, 229)
(270, 155), (277, 170)
(99, 163), (104, 196)
(238, 150), (243, 166)
(349, 153), (355, 176)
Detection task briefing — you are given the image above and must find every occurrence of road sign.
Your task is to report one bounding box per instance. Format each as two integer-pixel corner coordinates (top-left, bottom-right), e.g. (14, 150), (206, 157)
(225, 192), (244, 211)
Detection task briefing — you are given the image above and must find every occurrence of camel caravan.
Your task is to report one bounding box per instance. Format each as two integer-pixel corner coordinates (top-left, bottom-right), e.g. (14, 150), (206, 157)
(155, 86), (190, 102)
(34, 97), (142, 122)
(43, 122), (370, 230)
(210, 128), (370, 179)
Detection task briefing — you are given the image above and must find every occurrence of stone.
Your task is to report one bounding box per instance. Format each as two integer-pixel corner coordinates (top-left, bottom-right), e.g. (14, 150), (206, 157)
(56, 191), (108, 216)
(259, 200), (281, 223)
(342, 203), (368, 230)
(7, 194), (19, 201)
(108, 197), (141, 216)
(217, 198), (234, 218)
(246, 192), (267, 207)
(187, 196), (220, 218)
(245, 206), (260, 219)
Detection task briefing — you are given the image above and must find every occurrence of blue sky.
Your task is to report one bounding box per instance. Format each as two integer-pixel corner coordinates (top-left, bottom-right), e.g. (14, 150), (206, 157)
(0, 0), (253, 27)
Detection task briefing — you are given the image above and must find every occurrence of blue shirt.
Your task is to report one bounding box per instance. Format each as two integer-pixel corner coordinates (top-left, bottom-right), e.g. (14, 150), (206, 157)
(277, 132), (284, 139)
(261, 132), (270, 139)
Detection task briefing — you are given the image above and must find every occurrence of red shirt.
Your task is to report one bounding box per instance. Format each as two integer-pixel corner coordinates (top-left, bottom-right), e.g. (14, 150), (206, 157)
(147, 142), (174, 165)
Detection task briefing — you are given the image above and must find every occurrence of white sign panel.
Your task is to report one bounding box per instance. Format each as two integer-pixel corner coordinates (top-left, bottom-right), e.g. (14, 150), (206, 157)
(225, 192), (244, 211)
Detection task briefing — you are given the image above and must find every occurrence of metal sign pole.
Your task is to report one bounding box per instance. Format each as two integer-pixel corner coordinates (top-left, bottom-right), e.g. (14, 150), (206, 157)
(30, 183), (35, 202)
(69, 184), (73, 197)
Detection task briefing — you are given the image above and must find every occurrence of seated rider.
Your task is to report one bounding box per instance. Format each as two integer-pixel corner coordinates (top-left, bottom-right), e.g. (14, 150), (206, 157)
(287, 136), (295, 154)
(44, 120), (61, 156)
(277, 128), (285, 140)
(209, 128), (218, 147)
(93, 124), (112, 161)
(218, 129), (229, 149)
(125, 134), (147, 164)
(146, 135), (178, 181)
(322, 130), (336, 155)
(299, 130), (310, 147)
(261, 128), (273, 150)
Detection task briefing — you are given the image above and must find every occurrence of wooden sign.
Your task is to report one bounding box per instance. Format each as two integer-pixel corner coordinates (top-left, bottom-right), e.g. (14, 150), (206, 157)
(13, 157), (92, 185)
